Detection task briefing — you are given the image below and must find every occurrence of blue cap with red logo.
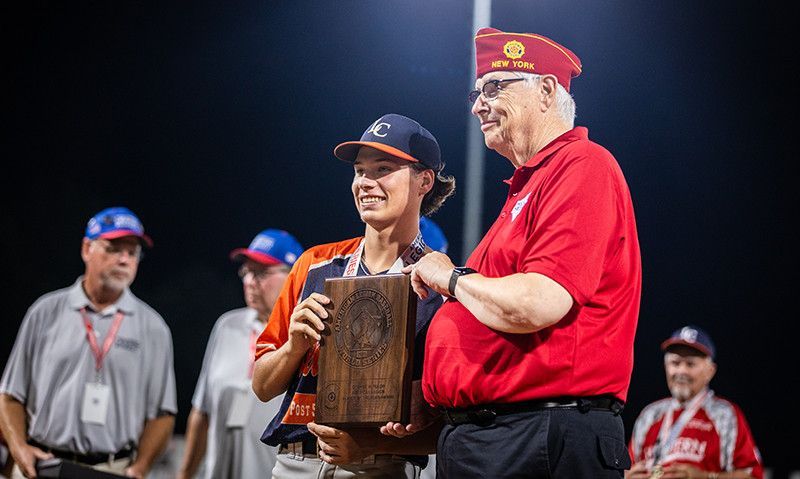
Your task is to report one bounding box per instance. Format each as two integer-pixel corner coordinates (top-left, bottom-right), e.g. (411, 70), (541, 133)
(661, 325), (716, 359)
(333, 113), (444, 172)
(230, 229), (303, 267)
(85, 206), (153, 247)
(420, 216), (448, 253)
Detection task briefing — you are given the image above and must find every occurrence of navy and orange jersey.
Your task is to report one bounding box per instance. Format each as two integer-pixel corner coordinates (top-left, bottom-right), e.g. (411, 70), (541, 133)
(254, 237), (442, 447)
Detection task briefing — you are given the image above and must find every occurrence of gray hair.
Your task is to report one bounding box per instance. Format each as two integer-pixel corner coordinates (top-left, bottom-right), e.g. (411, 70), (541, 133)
(513, 72), (576, 127)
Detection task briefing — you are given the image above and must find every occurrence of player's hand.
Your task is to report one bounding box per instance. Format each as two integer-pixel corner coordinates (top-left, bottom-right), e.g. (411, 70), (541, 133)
(10, 443), (53, 478)
(625, 461), (652, 479)
(287, 293), (330, 353)
(660, 463), (708, 478)
(307, 422), (374, 465)
(124, 462), (146, 479)
(380, 380), (440, 437)
(402, 252), (455, 299)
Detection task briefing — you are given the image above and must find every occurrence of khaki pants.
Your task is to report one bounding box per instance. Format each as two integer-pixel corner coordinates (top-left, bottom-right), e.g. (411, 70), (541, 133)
(11, 457), (131, 478)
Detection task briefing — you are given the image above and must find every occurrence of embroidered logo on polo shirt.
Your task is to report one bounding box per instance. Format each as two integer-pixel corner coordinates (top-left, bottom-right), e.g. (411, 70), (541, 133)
(511, 192), (531, 221)
(114, 337), (140, 352)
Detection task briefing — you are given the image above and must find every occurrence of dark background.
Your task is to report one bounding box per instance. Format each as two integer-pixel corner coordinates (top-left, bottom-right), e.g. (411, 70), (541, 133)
(3, 0), (795, 474)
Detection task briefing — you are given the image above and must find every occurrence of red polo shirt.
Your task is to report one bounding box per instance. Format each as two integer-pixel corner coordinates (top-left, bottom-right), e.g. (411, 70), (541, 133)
(423, 127), (641, 408)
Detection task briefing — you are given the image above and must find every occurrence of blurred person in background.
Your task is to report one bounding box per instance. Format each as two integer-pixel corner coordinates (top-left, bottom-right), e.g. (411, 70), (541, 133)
(0, 206), (176, 479)
(627, 326), (763, 479)
(178, 229), (303, 479)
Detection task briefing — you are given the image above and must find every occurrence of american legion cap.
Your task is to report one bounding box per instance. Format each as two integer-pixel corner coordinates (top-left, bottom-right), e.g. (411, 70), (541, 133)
(333, 113), (443, 173)
(85, 206), (153, 247)
(474, 27), (582, 92)
(661, 325), (716, 359)
(230, 229), (304, 267)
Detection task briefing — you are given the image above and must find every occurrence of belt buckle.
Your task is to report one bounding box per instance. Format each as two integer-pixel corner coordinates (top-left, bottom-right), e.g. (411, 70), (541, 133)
(469, 408), (496, 427)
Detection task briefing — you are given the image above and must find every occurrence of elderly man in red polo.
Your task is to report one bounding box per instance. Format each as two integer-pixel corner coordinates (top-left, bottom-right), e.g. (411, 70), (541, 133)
(384, 28), (642, 477)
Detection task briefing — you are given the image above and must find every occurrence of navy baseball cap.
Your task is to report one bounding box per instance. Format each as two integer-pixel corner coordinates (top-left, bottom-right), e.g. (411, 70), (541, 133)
(661, 325), (716, 359)
(333, 113), (444, 172)
(420, 216), (448, 253)
(85, 207), (153, 247)
(230, 229), (303, 267)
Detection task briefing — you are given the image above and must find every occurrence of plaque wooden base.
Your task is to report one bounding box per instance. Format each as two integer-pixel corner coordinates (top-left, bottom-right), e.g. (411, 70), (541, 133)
(316, 274), (416, 426)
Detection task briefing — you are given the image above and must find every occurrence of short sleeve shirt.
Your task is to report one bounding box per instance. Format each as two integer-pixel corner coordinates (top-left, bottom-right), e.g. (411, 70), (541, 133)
(628, 392), (763, 478)
(191, 308), (282, 479)
(423, 127), (642, 408)
(0, 277), (177, 454)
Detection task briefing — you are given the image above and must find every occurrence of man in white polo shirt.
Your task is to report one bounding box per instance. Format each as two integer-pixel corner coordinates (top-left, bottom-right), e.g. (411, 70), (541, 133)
(177, 229), (303, 479)
(0, 206), (177, 479)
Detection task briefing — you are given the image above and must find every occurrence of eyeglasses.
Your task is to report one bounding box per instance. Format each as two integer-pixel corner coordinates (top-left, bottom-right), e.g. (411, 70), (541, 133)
(94, 240), (144, 261)
(238, 265), (288, 282)
(468, 78), (525, 103)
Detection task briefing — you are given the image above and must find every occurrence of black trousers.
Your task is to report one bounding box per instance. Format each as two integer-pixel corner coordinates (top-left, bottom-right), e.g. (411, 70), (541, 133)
(436, 407), (631, 478)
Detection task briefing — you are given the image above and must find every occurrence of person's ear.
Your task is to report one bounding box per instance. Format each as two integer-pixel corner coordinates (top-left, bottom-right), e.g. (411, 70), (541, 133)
(540, 75), (558, 110)
(418, 169), (434, 196)
(81, 238), (93, 263)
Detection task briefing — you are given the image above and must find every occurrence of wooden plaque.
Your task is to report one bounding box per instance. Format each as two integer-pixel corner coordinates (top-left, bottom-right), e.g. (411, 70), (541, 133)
(316, 274), (416, 426)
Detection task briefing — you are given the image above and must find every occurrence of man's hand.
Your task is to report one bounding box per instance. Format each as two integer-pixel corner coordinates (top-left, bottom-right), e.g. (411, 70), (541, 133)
(306, 422), (374, 465)
(660, 463), (710, 478)
(402, 252), (455, 299)
(124, 462), (146, 479)
(625, 461), (652, 479)
(380, 380), (440, 438)
(287, 293), (330, 351)
(10, 443), (52, 479)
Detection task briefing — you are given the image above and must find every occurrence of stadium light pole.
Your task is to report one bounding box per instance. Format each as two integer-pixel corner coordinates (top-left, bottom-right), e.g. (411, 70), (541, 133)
(462, 0), (492, 263)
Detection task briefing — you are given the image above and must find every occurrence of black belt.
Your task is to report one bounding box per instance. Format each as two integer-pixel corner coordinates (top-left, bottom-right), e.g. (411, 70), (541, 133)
(29, 439), (135, 466)
(442, 396), (624, 426)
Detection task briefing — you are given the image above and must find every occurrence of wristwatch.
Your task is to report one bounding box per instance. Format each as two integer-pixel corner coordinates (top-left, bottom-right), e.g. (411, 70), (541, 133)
(448, 267), (477, 298)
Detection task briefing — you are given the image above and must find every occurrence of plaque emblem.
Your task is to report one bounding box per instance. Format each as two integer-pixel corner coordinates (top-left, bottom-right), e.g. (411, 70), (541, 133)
(333, 288), (393, 369)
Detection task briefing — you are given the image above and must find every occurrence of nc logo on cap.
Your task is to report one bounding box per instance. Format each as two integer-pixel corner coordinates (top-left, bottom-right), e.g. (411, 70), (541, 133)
(679, 327), (698, 343)
(503, 40), (525, 59)
(365, 119), (391, 138)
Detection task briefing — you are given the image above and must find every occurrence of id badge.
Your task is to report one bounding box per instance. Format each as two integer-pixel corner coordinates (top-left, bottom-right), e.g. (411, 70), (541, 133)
(81, 382), (110, 425)
(226, 386), (255, 428)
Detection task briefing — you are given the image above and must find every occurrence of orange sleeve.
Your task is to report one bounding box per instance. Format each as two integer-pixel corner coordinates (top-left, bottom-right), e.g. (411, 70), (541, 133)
(253, 238), (362, 360)
(254, 249), (312, 360)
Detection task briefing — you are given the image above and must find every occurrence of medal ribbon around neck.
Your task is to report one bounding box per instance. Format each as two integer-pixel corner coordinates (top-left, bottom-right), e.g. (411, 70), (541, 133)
(343, 232), (427, 277)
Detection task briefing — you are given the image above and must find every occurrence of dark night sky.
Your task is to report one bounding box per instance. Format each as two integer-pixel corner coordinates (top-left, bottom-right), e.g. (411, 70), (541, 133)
(3, 0), (795, 474)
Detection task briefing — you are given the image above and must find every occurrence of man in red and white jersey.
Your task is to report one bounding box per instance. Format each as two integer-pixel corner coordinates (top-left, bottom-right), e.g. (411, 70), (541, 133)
(627, 326), (763, 479)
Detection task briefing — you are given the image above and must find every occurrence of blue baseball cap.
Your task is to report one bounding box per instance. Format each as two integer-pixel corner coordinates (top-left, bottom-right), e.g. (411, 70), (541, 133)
(85, 207), (153, 247)
(420, 216), (448, 253)
(333, 113), (444, 172)
(661, 325), (716, 359)
(230, 229), (303, 267)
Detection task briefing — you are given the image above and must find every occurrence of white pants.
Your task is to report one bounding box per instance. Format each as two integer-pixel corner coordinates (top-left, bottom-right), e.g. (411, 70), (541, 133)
(271, 450), (420, 479)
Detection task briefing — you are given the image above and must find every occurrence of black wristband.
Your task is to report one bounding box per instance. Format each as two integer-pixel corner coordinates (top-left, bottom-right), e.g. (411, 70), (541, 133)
(448, 267), (477, 298)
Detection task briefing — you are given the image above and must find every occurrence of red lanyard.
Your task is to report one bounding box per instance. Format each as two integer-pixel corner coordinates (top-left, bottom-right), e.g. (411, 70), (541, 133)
(80, 307), (125, 373)
(248, 330), (258, 379)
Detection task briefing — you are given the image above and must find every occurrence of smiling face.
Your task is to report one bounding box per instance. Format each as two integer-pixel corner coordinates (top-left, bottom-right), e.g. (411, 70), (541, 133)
(664, 346), (717, 402)
(351, 147), (432, 230)
(471, 72), (540, 154)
